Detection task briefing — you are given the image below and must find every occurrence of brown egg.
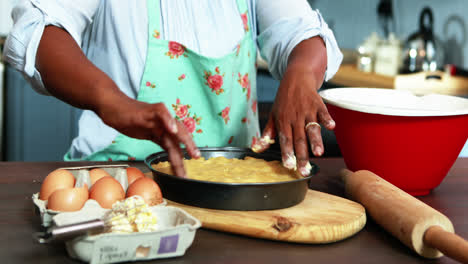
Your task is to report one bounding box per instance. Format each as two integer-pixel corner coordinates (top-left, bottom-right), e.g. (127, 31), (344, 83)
(39, 169), (76, 200)
(89, 177), (125, 209)
(126, 167), (145, 185)
(47, 187), (89, 211)
(126, 177), (163, 206)
(89, 168), (111, 185)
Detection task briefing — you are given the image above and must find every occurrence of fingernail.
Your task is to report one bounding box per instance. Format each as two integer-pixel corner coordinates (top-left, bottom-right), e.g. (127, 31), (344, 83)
(283, 154), (297, 170)
(328, 120), (336, 128)
(171, 123), (178, 133)
(314, 146), (323, 156)
(195, 149), (201, 157)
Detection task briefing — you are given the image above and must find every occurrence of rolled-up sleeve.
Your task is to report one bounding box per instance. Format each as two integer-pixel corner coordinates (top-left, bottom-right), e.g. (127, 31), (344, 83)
(256, 0), (343, 81)
(2, 0), (99, 95)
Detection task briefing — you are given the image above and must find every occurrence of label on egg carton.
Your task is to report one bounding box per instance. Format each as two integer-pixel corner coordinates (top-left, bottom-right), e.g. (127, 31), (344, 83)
(32, 164), (157, 227)
(58, 206), (201, 264)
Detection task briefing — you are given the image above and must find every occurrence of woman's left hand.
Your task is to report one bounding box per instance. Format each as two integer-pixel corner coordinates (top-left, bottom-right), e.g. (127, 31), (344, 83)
(253, 37), (335, 176)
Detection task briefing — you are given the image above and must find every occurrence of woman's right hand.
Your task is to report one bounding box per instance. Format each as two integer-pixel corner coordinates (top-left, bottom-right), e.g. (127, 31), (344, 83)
(97, 98), (200, 177)
(36, 26), (199, 176)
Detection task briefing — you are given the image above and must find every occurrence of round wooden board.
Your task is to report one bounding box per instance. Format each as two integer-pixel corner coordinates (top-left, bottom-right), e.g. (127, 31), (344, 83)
(168, 189), (366, 243)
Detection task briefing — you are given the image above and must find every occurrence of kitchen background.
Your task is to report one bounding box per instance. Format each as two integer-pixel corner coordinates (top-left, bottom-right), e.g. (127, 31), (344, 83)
(0, 0), (467, 161)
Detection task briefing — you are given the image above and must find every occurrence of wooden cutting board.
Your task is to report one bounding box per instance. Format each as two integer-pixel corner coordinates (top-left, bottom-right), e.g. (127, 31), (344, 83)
(167, 190), (366, 244)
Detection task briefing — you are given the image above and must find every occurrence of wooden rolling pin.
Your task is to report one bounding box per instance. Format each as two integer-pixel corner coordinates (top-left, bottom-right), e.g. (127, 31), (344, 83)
(341, 169), (468, 263)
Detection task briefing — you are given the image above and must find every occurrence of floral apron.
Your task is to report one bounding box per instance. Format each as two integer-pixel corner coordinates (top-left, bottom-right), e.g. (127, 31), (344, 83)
(68, 0), (260, 161)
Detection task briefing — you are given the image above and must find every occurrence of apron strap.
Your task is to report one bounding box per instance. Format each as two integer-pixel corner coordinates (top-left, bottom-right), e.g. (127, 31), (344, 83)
(236, 0), (249, 13)
(147, 0), (162, 41)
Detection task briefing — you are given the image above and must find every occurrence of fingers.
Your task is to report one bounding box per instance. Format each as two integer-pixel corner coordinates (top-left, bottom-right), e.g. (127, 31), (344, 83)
(317, 103), (336, 131)
(293, 118), (311, 176)
(252, 115), (276, 153)
(276, 119), (296, 171)
(145, 103), (178, 134)
(306, 118), (324, 157)
(307, 102), (334, 157)
(173, 122), (201, 159)
(144, 103), (200, 159)
(161, 136), (186, 178)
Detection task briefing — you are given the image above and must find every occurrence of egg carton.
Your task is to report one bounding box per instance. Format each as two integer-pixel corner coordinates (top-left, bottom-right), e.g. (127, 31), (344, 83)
(32, 164), (166, 227)
(52, 202), (201, 264)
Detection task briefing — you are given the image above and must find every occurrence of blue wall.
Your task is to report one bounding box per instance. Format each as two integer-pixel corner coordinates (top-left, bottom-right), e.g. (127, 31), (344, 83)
(310, 0), (468, 67)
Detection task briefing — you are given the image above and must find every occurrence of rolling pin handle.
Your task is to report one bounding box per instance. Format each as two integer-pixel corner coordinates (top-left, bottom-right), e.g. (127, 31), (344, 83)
(424, 225), (468, 263)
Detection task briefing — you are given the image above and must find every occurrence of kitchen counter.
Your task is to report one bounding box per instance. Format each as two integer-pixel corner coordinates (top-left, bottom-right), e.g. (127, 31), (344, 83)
(1, 158), (467, 263)
(330, 64), (468, 97)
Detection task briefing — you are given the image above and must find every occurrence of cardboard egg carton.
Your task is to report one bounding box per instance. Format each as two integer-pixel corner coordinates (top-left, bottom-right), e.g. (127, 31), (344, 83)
(32, 164), (166, 227)
(52, 204), (201, 264)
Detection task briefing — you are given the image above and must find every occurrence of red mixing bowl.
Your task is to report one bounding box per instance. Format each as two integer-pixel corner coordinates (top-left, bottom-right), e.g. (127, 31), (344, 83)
(320, 88), (468, 196)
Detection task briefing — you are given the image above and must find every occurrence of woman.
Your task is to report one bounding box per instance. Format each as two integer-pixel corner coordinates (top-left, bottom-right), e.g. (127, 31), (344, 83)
(3, 0), (342, 177)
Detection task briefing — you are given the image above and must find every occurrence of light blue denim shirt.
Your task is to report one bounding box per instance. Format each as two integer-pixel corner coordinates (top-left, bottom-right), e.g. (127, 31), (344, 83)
(3, 0), (343, 160)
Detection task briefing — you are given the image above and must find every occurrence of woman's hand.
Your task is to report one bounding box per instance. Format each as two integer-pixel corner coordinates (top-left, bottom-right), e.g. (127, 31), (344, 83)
(253, 37), (335, 176)
(97, 98), (201, 177)
(36, 26), (199, 177)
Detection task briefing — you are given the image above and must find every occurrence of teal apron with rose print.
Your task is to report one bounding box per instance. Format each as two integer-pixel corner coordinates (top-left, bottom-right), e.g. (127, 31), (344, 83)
(66, 0), (260, 161)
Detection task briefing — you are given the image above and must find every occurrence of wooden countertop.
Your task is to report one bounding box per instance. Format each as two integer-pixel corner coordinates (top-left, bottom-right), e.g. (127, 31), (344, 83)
(330, 64), (468, 96)
(1, 158), (467, 263)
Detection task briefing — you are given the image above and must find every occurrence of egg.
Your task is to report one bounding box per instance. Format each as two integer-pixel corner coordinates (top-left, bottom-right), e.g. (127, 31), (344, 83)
(47, 187), (89, 211)
(89, 176), (125, 209)
(126, 177), (163, 206)
(39, 169), (76, 200)
(89, 168), (111, 186)
(126, 167), (145, 185)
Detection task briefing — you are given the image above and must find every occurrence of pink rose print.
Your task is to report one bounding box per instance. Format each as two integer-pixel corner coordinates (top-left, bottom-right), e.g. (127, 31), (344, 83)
(165, 41), (188, 59)
(183, 117), (196, 133)
(208, 75), (223, 91)
(237, 73), (251, 100)
(241, 13), (249, 32)
(228, 136), (234, 144)
(204, 67), (225, 95)
(176, 105), (188, 119)
(172, 99), (191, 120)
(146, 81), (156, 88)
(128, 157), (136, 161)
(236, 44), (241, 56)
(252, 100), (257, 114)
(171, 99), (202, 136)
(108, 158), (113, 162)
(153, 29), (160, 39)
(218, 106), (230, 124)
(242, 74), (249, 87)
(241, 117), (247, 123)
(178, 74), (186, 81)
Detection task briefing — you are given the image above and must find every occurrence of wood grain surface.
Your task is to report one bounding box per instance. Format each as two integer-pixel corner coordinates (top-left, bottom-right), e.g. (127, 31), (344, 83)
(1, 158), (467, 264)
(168, 189), (366, 244)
